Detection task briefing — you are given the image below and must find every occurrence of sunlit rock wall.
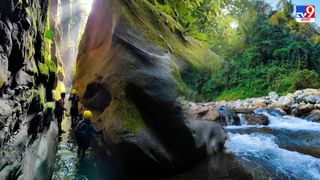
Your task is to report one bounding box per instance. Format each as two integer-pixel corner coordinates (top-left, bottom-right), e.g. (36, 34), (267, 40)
(74, 0), (226, 178)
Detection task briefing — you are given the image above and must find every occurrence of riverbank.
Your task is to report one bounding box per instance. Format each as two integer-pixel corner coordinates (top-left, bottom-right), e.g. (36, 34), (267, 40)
(166, 89), (320, 179)
(181, 88), (320, 125)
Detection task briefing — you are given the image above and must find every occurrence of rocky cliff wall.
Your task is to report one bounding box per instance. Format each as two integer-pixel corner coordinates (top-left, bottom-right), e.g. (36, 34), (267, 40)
(74, 0), (226, 178)
(0, 0), (58, 179)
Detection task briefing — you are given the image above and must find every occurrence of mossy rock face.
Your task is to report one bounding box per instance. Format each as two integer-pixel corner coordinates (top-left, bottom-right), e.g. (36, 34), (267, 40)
(0, 21), (11, 89)
(0, 0), (58, 179)
(74, 0), (226, 178)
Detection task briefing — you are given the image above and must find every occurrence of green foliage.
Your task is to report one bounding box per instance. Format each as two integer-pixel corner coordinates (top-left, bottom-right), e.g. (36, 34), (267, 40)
(291, 70), (320, 90)
(150, 0), (320, 101)
(148, 0), (254, 56)
(44, 30), (54, 40)
(216, 87), (254, 101)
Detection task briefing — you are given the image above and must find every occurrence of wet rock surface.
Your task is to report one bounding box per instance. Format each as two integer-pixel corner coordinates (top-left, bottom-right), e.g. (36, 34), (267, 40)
(184, 89), (320, 126)
(242, 114), (269, 125)
(187, 102), (220, 121)
(0, 0), (58, 179)
(216, 89), (320, 116)
(305, 110), (320, 123)
(73, 0), (226, 178)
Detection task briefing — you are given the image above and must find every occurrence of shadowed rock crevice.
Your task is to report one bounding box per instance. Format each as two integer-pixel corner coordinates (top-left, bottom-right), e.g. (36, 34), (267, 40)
(125, 82), (197, 162)
(83, 82), (112, 112)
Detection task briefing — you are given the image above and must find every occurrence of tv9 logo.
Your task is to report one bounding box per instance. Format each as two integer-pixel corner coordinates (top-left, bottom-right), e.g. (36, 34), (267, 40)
(295, 5), (316, 23)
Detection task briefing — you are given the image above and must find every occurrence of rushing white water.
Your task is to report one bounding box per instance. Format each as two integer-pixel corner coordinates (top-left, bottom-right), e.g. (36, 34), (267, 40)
(226, 133), (320, 179)
(224, 110), (320, 179)
(259, 111), (320, 131)
(226, 110), (320, 131)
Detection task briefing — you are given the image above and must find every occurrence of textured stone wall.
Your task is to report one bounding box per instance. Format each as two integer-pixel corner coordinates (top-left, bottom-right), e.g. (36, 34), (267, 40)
(0, 0), (58, 179)
(74, 0), (226, 178)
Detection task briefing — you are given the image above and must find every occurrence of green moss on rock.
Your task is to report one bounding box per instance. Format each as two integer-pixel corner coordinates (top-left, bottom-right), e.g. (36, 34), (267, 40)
(39, 85), (46, 106)
(121, 0), (222, 69)
(118, 0), (223, 99)
(119, 100), (145, 134)
(45, 102), (55, 110)
(38, 63), (49, 75)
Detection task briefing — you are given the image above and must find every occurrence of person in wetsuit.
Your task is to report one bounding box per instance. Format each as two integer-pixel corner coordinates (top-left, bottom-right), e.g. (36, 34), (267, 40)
(68, 89), (79, 127)
(75, 110), (102, 159)
(54, 93), (66, 133)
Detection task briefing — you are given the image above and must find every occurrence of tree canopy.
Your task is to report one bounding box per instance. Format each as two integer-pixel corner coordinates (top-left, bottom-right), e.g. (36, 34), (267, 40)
(148, 0), (320, 101)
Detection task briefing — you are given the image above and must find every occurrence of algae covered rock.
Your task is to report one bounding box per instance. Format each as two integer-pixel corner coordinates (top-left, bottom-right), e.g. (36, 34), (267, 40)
(74, 0), (225, 178)
(0, 0), (59, 179)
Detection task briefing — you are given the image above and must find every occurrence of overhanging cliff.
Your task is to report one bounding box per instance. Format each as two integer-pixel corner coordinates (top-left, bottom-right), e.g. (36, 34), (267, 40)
(74, 0), (226, 178)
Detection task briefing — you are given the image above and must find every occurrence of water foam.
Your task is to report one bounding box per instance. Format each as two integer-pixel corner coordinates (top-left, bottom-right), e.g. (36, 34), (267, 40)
(226, 110), (320, 131)
(259, 110), (320, 131)
(226, 133), (320, 179)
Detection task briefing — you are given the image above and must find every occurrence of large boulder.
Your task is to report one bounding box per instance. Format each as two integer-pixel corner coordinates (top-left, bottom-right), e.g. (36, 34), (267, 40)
(305, 110), (320, 123)
(231, 108), (255, 114)
(300, 95), (320, 104)
(216, 106), (240, 126)
(242, 114), (269, 125)
(268, 91), (279, 101)
(73, 0), (225, 178)
(187, 103), (220, 121)
(292, 104), (314, 116)
(301, 89), (320, 96)
(250, 98), (267, 108)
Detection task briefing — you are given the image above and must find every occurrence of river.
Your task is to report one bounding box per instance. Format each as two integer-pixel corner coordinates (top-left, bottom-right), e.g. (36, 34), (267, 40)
(52, 109), (320, 179)
(51, 104), (122, 180)
(165, 110), (320, 180)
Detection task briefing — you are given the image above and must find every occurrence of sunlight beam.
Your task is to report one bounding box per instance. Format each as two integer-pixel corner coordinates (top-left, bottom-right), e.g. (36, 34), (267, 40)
(79, 0), (94, 15)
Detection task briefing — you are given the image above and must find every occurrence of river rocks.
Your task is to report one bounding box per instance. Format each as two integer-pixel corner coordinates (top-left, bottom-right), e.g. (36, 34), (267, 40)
(291, 104), (314, 116)
(73, 0), (225, 178)
(299, 95), (320, 104)
(231, 108), (256, 114)
(216, 106), (240, 126)
(211, 89), (320, 118)
(305, 110), (320, 123)
(242, 114), (269, 125)
(187, 103), (219, 121)
(203, 109), (220, 121)
(299, 88), (320, 96)
(251, 101), (267, 108)
(268, 91), (279, 100)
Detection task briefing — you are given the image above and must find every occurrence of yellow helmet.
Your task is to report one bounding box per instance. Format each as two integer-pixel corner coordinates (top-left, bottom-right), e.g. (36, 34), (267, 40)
(71, 89), (77, 95)
(83, 110), (92, 120)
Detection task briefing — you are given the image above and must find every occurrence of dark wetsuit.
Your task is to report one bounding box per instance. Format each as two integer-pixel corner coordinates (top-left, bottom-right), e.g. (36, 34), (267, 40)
(54, 99), (65, 133)
(68, 94), (79, 127)
(75, 119), (101, 159)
